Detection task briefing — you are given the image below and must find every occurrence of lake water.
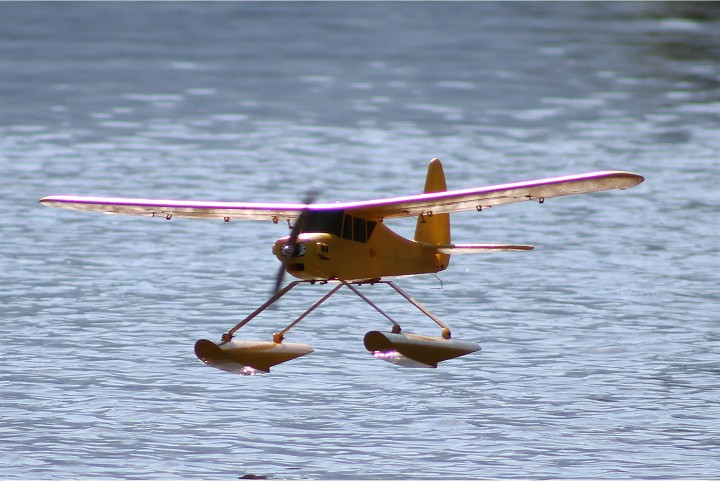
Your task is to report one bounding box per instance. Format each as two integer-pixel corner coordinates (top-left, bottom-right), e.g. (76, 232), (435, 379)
(1, 2), (719, 479)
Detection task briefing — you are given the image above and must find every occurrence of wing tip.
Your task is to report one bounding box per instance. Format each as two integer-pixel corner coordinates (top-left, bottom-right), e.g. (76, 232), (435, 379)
(39, 196), (59, 206)
(39, 195), (78, 208)
(628, 172), (645, 187)
(605, 171), (644, 188)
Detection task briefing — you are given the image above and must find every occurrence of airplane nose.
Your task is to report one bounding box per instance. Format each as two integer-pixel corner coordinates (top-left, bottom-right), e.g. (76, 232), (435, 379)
(276, 241), (306, 258)
(281, 243), (295, 257)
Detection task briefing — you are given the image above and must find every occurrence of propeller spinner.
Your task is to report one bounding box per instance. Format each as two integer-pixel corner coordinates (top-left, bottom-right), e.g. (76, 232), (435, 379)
(272, 191), (317, 295)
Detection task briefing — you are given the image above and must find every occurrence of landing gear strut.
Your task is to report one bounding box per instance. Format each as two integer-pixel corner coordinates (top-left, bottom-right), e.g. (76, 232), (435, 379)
(194, 280), (480, 375)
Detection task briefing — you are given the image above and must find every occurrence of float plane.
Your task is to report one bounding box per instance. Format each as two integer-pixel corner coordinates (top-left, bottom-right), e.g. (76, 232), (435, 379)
(40, 158), (644, 374)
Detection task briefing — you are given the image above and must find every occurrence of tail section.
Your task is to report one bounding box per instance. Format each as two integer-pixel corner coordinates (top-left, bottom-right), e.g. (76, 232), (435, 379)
(415, 158), (451, 269)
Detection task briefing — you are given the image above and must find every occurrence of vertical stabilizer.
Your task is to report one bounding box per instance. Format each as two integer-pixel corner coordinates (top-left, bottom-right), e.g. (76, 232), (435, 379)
(414, 159), (451, 269)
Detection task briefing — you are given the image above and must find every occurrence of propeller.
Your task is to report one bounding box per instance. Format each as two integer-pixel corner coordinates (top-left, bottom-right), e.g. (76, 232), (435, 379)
(272, 191), (317, 296)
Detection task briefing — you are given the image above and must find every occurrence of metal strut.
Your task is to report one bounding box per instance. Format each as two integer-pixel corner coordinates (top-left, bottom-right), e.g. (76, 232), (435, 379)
(385, 281), (451, 339)
(220, 280), (303, 344)
(220, 280), (342, 345)
(272, 283), (343, 343)
(220, 279), (453, 344)
(342, 281), (451, 339)
(340, 281), (403, 333)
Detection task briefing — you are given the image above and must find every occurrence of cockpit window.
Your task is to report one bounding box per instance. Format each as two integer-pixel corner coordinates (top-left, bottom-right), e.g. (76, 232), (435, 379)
(302, 210), (344, 237)
(300, 210), (376, 243)
(343, 213), (376, 243)
(353, 216), (366, 242)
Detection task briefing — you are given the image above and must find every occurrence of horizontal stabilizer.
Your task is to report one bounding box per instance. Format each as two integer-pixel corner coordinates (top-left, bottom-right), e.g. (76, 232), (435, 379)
(430, 243), (534, 254)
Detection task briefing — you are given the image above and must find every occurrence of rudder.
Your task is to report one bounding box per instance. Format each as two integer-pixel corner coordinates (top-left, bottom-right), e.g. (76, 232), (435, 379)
(414, 158), (451, 269)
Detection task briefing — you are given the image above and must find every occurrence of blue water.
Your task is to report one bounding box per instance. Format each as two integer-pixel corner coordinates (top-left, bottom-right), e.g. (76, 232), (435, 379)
(1, 2), (719, 479)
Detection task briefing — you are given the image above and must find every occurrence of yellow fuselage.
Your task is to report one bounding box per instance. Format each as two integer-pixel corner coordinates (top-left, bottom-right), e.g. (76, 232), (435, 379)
(272, 221), (449, 282)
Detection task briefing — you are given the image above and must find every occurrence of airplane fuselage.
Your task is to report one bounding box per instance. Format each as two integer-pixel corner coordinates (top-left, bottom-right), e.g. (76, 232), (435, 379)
(272, 212), (449, 282)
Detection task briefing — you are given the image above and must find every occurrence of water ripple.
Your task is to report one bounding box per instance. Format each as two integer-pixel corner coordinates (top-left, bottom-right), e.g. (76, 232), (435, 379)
(2, 2), (719, 479)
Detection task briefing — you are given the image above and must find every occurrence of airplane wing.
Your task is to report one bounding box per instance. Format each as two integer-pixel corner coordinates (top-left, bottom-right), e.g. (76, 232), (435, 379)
(337, 171), (644, 220)
(39, 171), (643, 222)
(38, 196), (310, 221)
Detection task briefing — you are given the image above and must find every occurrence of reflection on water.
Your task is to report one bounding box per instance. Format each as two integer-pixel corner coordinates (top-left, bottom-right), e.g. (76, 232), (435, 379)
(1, 2), (719, 479)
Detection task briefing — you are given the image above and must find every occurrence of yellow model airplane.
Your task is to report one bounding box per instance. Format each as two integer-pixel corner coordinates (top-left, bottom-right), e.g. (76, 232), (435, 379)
(40, 158), (644, 375)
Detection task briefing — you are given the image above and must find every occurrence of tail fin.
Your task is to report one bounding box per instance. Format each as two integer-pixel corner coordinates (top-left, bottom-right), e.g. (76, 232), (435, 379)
(415, 158), (451, 269)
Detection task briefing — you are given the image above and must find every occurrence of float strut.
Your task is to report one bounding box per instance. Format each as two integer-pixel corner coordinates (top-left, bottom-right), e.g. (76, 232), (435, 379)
(221, 279), (451, 345)
(273, 283), (344, 343)
(385, 281), (452, 339)
(341, 281), (403, 334)
(220, 281), (303, 344)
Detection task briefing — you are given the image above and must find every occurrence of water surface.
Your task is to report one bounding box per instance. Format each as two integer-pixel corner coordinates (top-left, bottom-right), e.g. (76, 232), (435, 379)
(1, 2), (719, 479)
